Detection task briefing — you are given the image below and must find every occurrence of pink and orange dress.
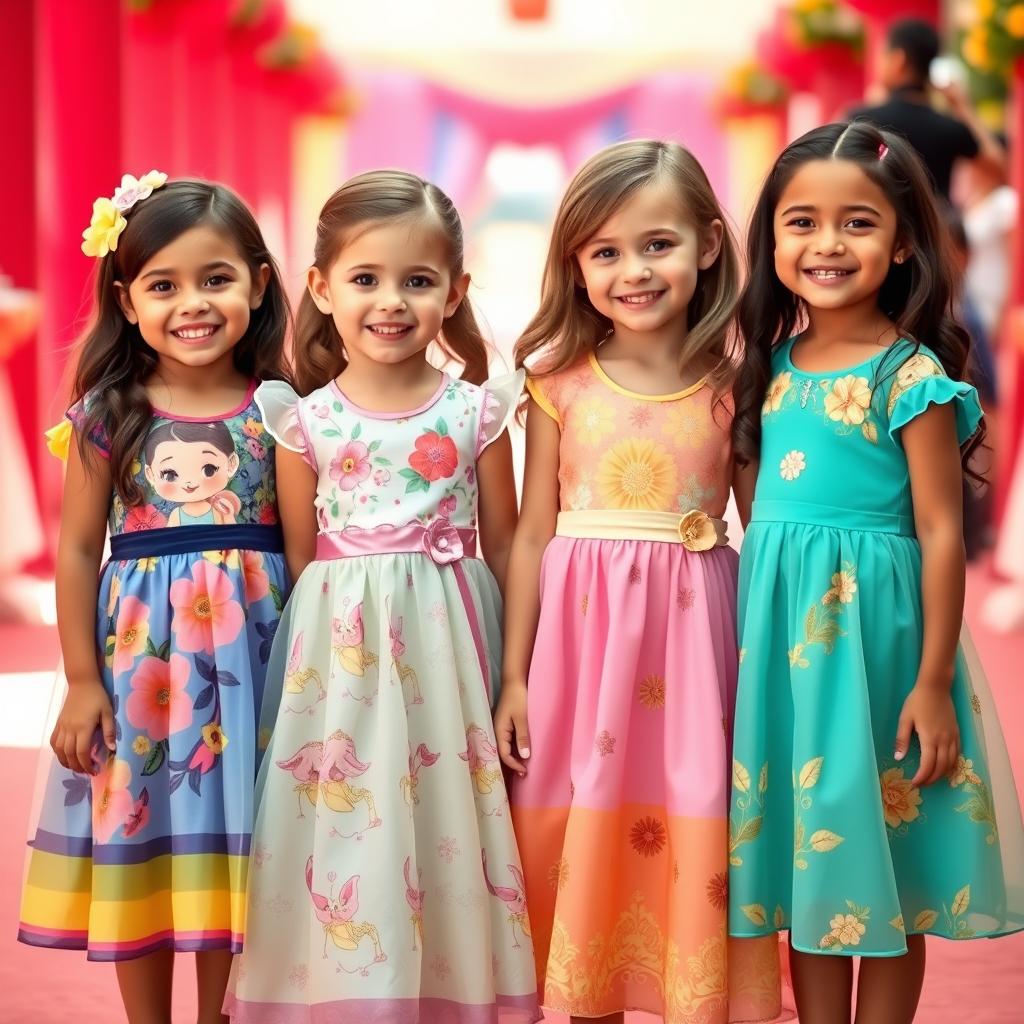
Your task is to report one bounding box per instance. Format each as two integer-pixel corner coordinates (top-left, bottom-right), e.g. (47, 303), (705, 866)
(510, 352), (781, 1023)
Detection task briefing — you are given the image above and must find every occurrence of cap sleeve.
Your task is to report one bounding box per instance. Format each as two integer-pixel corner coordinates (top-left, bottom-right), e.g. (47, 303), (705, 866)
(886, 352), (982, 445)
(525, 374), (561, 425)
(64, 393), (111, 459)
(476, 368), (526, 455)
(254, 380), (316, 469)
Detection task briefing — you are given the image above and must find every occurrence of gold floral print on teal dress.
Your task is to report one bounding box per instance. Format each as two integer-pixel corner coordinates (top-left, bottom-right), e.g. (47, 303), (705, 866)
(885, 352), (943, 417)
(763, 369), (879, 444)
(728, 759), (767, 867)
(788, 564), (857, 669)
(793, 757), (844, 869)
(910, 884), (975, 939)
(948, 756), (998, 844)
(819, 902), (870, 950)
(730, 337), (1024, 956)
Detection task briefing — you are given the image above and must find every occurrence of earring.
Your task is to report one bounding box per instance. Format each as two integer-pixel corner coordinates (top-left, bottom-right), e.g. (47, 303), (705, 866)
(894, 253), (906, 264)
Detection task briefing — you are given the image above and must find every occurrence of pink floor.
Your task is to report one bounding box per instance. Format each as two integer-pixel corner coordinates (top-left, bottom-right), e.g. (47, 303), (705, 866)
(1, 564), (1021, 1023)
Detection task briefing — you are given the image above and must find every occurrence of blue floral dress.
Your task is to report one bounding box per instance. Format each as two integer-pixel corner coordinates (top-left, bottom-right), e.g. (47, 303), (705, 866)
(729, 339), (1024, 957)
(19, 381), (288, 961)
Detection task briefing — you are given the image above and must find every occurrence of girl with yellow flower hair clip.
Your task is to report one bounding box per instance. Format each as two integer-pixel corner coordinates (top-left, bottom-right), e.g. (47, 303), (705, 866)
(728, 122), (1024, 1023)
(496, 140), (783, 1024)
(18, 175), (294, 1024)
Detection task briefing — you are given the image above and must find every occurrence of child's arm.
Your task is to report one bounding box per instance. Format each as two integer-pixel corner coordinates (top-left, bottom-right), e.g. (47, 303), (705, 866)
(51, 438), (115, 775)
(732, 458), (758, 530)
(276, 446), (318, 583)
(476, 432), (518, 594)
(494, 399), (560, 773)
(897, 402), (964, 787)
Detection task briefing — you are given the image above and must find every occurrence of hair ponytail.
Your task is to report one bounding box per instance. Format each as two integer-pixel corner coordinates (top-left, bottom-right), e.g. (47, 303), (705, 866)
(438, 302), (490, 386)
(293, 289), (346, 397)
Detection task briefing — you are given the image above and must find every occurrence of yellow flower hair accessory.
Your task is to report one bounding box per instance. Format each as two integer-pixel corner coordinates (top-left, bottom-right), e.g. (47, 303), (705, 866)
(80, 170), (168, 258)
(81, 198), (127, 258)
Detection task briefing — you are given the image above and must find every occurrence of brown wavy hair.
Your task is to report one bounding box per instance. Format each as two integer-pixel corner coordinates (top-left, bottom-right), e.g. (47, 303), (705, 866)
(293, 169), (490, 395)
(733, 121), (985, 472)
(72, 178), (291, 504)
(514, 139), (739, 393)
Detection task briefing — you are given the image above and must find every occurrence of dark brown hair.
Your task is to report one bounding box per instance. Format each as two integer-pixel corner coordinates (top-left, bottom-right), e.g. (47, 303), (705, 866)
(733, 121), (985, 472)
(142, 420), (236, 467)
(514, 139), (739, 394)
(73, 178), (291, 504)
(293, 169), (489, 395)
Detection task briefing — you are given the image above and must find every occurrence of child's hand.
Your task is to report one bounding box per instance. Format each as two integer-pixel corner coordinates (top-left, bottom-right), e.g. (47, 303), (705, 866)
(50, 680), (116, 775)
(894, 684), (961, 787)
(494, 680), (531, 775)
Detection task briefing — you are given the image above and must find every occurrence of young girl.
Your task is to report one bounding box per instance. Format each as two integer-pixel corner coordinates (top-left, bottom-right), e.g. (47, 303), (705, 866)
(18, 175), (292, 1024)
(495, 140), (782, 1024)
(729, 121), (1024, 1023)
(224, 170), (540, 1023)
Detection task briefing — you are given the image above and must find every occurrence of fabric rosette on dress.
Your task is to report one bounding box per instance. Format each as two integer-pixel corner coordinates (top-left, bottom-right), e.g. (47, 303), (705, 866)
(225, 370), (540, 1024)
(729, 338), (1024, 957)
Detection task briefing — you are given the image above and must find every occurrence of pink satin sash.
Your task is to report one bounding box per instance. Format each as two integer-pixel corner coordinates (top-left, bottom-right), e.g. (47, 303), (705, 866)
(315, 521), (478, 564)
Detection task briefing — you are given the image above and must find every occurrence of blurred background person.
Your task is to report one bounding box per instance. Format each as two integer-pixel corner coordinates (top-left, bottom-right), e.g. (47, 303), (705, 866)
(848, 17), (1006, 203)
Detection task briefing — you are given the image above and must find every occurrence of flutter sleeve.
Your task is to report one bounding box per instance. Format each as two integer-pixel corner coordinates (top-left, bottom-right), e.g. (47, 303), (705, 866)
(255, 380), (317, 471)
(56, 392), (111, 460)
(886, 350), (982, 446)
(476, 368), (527, 455)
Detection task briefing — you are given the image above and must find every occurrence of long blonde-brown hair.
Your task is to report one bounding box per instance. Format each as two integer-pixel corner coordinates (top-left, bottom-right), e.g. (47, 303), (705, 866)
(294, 169), (490, 395)
(515, 140), (739, 392)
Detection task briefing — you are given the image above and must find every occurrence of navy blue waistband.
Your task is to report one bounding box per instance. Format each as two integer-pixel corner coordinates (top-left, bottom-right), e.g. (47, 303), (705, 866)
(109, 524), (284, 559)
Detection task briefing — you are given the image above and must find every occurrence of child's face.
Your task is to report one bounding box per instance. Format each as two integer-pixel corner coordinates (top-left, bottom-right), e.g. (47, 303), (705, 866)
(773, 159), (905, 314)
(575, 179), (722, 339)
(307, 216), (469, 373)
(117, 224), (270, 372)
(145, 438), (239, 503)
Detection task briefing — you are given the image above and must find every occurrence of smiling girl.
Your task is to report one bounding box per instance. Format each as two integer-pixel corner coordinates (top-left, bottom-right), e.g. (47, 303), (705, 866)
(224, 170), (539, 1023)
(18, 176), (291, 1024)
(496, 140), (782, 1024)
(729, 122), (1024, 1024)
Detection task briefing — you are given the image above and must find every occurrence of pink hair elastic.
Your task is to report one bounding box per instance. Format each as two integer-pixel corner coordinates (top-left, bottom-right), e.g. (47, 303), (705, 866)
(878, 142), (889, 160)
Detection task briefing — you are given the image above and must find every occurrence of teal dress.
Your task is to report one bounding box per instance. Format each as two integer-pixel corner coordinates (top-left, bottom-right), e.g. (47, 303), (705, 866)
(729, 338), (1024, 957)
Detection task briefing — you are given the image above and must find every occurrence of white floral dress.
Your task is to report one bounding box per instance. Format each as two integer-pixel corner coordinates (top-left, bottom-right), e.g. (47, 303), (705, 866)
(225, 370), (541, 1023)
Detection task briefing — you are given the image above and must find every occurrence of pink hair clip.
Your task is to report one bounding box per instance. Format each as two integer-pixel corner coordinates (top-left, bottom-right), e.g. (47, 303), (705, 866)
(877, 142), (889, 160)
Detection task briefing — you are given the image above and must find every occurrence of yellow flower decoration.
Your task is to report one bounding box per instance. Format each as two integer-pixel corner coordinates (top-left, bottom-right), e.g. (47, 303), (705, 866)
(44, 419), (72, 462)
(823, 570), (857, 605)
(763, 371), (792, 415)
(202, 723), (229, 754)
(880, 767), (922, 829)
(677, 509), (721, 551)
(81, 197), (127, 258)
(948, 755), (982, 788)
(132, 735), (152, 756)
(824, 374), (871, 425)
(572, 396), (616, 446)
(596, 437), (678, 510)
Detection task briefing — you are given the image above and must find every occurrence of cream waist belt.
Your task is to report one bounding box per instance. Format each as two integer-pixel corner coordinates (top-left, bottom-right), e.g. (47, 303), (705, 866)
(555, 509), (729, 550)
